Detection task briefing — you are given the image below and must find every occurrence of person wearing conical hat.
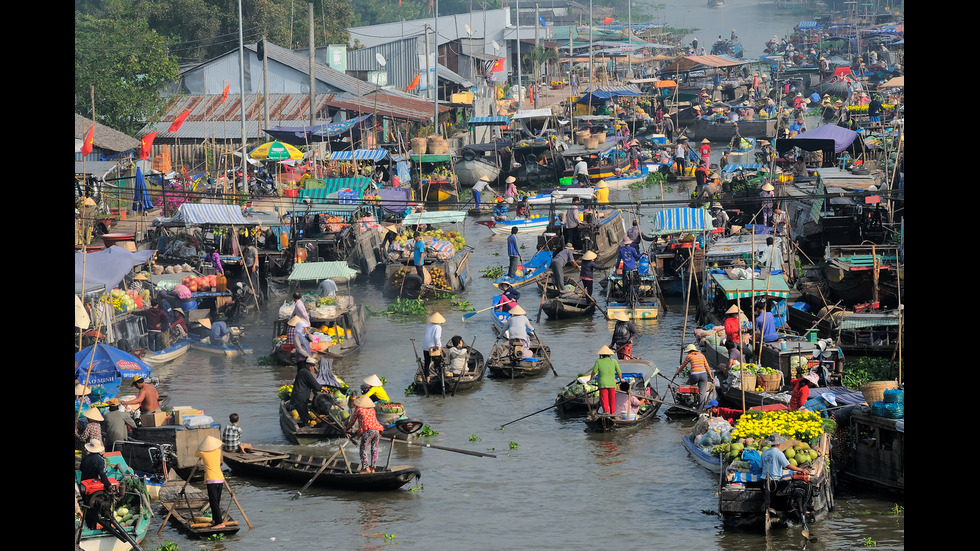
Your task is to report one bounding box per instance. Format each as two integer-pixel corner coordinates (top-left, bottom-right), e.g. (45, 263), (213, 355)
(610, 311), (639, 360)
(496, 280), (521, 312)
(79, 439), (112, 504)
(593, 180), (609, 204)
(760, 181), (776, 226)
(286, 315), (313, 365)
(423, 312), (446, 375)
(590, 345), (623, 415)
(76, 407), (104, 448)
(361, 374), (390, 403)
(578, 250), (605, 297)
(291, 357), (320, 427)
(502, 305), (534, 359)
(676, 343), (713, 408)
(472, 174), (494, 209)
(723, 304), (745, 346)
(196, 435), (228, 529)
(698, 138), (711, 168)
(346, 395), (386, 473)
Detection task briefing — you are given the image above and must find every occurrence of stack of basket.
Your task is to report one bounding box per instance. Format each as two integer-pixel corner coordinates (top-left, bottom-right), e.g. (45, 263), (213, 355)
(758, 371), (783, 392)
(739, 373), (757, 391)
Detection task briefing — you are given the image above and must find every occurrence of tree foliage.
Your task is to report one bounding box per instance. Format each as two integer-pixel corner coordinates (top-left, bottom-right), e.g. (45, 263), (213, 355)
(74, 10), (179, 135)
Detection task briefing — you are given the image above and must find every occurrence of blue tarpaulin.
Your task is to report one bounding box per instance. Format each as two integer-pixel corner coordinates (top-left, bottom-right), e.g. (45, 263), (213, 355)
(75, 344), (154, 403)
(75, 246), (156, 290)
(468, 116), (510, 126)
(311, 114), (373, 138)
(650, 208), (715, 235)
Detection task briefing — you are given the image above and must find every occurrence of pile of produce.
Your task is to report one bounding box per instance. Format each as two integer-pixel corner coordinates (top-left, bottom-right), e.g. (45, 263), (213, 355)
(377, 402), (405, 414)
(391, 229), (466, 255)
(428, 267), (451, 290)
(109, 289), (141, 313)
(180, 274), (219, 293)
(709, 410), (833, 469)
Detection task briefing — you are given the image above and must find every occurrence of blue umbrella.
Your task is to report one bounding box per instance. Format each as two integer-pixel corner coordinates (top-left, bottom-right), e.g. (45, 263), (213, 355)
(75, 344), (153, 403)
(132, 166), (153, 212)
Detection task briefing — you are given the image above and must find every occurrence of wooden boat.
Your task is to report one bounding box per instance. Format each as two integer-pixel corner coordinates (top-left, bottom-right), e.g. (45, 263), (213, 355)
(412, 346), (486, 395)
(75, 452), (153, 551)
(682, 433), (723, 473)
(454, 150), (501, 189)
(382, 245), (473, 299)
(584, 375), (663, 432)
(271, 302), (366, 363)
(719, 432), (834, 532)
(485, 326), (553, 379)
(525, 187), (595, 205)
(131, 338), (190, 366)
(223, 448), (421, 491)
(560, 139), (630, 183)
(556, 362), (650, 415)
(476, 215), (551, 235)
(411, 153), (459, 204)
(694, 118), (775, 141)
(823, 243), (901, 307)
(836, 408), (904, 496)
(279, 400), (423, 445)
(542, 292), (596, 319)
(492, 250), (553, 289)
(187, 332), (253, 356)
(537, 207), (627, 266)
(160, 496), (240, 538)
(786, 297), (902, 357)
(605, 273), (660, 320)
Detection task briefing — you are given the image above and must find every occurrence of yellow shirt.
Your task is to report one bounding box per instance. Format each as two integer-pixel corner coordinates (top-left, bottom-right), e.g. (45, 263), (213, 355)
(364, 386), (390, 402)
(594, 187), (609, 204)
(196, 448), (224, 482)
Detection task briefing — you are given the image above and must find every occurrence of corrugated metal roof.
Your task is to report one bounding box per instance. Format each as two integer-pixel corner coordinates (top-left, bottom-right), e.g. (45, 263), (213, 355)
(322, 92), (448, 122)
(288, 261), (359, 282)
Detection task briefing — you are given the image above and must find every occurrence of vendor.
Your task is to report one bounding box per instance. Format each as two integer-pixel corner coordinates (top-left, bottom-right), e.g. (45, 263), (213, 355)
(360, 374), (390, 403)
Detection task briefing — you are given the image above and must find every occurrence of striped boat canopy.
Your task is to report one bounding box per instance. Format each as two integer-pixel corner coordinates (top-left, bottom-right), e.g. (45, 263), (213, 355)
(165, 203), (251, 227)
(298, 177), (373, 201)
(401, 210), (468, 225)
(711, 272), (791, 300)
(797, 21), (821, 30)
(311, 114), (372, 138)
(649, 208), (714, 236)
(288, 261), (359, 282)
(326, 149), (391, 162)
(468, 116), (510, 126)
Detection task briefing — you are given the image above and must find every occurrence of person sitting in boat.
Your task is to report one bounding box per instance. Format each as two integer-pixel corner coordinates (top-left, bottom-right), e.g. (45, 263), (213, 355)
(287, 315), (314, 365)
(222, 413), (253, 453)
(615, 380), (648, 420)
(200, 318), (231, 346)
(789, 372), (819, 411)
(610, 311), (639, 360)
(516, 196), (530, 218)
(705, 399), (743, 426)
(502, 305), (534, 359)
(710, 202), (730, 233)
(675, 344), (713, 408)
(360, 374), (389, 403)
(446, 335), (469, 377)
(753, 300), (780, 345)
(493, 197), (508, 221)
(291, 357), (320, 426)
(496, 281), (521, 312)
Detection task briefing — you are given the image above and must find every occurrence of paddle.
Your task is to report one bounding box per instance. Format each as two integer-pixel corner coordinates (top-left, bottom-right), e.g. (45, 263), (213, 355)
(392, 438), (497, 458)
(462, 304), (498, 321)
(531, 331), (558, 376)
(570, 278), (607, 317)
(410, 339), (428, 397)
(536, 272), (551, 323)
(499, 389), (598, 428)
(291, 447), (343, 499)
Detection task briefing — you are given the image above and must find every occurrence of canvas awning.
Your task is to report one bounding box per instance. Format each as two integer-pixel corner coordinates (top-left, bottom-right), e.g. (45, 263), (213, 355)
(660, 55), (748, 73)
(512, 108), (554, 120)
(326, 149), (391, 161)
(776, 125), (863, 155)
(401, 210), (468, 225)
(288, 261), (358, 282)
(157, 203), (252, 227)
(468, 116), (510, 126)
(649, 208), (715, 235)
(711, 272), (791, 300)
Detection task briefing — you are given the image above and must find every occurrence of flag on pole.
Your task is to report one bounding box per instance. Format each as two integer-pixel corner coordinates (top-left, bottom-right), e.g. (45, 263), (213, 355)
(221, 84), (230, 103)
(539, 16), (547, 27)
(168, 110), (191, 132)
(491, 58), (506, 72)
(406, 73), (422, 91)
(604, 17), (614, 25)
(139, 132), (157, 161)
(80, 124), (95, 156)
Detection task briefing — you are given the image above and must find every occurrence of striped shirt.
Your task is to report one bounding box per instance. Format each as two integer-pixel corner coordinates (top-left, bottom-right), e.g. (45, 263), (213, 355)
(680, 351), (710, 374)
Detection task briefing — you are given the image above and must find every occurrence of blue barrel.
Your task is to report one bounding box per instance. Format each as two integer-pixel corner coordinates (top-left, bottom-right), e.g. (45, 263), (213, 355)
(181, 299), (198, 312)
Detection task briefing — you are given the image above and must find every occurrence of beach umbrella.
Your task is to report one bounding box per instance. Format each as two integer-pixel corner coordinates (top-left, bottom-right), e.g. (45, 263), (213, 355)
(250, 140), (304, 161)
(75, 344), (154, 402)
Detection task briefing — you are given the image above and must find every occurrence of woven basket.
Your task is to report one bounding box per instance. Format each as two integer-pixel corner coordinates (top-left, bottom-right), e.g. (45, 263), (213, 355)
(758, 371), (782, 391)
(739, 373), (757, 391)
(861, 380), (898, 405)
(595, 132), (607, 144)
(585, 137), (600, 149)
(410, 137), (427, 155)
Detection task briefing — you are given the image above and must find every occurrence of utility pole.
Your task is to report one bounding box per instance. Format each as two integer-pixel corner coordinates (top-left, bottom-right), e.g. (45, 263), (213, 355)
(308, 2), (315, 126)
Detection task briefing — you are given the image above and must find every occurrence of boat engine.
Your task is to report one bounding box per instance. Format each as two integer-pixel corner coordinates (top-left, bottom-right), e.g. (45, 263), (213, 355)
(79, 476), (121, 530)
(509, 339), (526, 361)
(674, 384), (702, 410)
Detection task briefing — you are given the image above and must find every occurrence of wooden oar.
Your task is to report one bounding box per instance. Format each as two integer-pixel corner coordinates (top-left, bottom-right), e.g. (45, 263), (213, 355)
(392, 438), (497, 458)
(223, 479), (253, 529)
(531, 331), (558, 376)
(158, 462), (200, 535)
(499, 389), (598, 428)
(570, 278), (607, 317)
(462, 303), (499, 321)
(536, 272), (552, 323)
(410, 339), (428, 397)
(292, 447), (343, 499)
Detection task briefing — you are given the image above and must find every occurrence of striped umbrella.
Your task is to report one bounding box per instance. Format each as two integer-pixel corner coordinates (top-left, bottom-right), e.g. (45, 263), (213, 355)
(249, 140), (304, 161)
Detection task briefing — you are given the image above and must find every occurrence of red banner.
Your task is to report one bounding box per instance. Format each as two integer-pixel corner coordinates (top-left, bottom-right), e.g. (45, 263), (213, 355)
(139, 132), (157, 160)
(491, 58), (506, 72)
(80, 124), (95, 156)
(168, 110), (191, 133)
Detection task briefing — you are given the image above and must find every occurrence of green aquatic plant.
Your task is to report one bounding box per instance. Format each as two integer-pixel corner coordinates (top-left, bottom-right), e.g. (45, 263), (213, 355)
(508, 441), (519, 449)
(469, 434), (481, 442)
(419, 425), (438, 437)
(156, 543), (180, 551)
(480, 265), (505, 278)
(863, 537), (877, 547)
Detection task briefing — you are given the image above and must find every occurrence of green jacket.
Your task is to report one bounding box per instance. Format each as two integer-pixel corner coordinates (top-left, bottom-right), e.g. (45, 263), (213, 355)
(591, 357), (622, 388)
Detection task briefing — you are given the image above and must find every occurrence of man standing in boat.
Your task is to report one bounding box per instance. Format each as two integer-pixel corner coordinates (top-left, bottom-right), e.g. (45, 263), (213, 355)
(573, 157), (589, 186)
(507, 227), (523, 278)
(472, 175), (494, 209)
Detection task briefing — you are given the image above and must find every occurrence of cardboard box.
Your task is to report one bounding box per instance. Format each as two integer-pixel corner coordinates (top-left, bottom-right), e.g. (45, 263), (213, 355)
(141, 411), (170, 427)
(174, 408), (204, 424)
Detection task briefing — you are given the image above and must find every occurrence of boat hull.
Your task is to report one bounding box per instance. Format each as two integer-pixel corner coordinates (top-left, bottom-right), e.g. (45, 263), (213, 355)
(224, 449), (421, 491)
(694, 119), (776, 141)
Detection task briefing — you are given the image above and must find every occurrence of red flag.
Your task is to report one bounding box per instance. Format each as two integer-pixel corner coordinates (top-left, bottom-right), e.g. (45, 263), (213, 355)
(168, 110), (191, 132)
(221, 84), (230, 103)
(604, 17), (614, 25)
(405, 73), (422, 91)
(80, 124), (94, 156)
(139, 132), (157, 161)
(491, 58), (506, 72)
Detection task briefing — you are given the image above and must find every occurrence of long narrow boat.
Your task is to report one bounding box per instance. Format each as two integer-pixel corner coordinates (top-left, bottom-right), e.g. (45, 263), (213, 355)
(476, 215), (551, 235)
(279, 400), (423, 445)
(492, 250), (553, 289)
(525, 187), (595, 205)
(134, 338), (191, 366)
(187, 333), (254, 356)
(719, 432), (834, 532)
(75, 452), (153, 551)
(555, 364), (649, 415)
(412, 346), (486, 395)
(682, 433), (723, 473)
(583, 368), (663, 431)
(541, 292), (596, 319)
(485, 329), (553, 379)
(223, 448), (421, 491)
(271, 303), (366, 363)
(605, 273), (660, 320)
(160, 496), (241, 539)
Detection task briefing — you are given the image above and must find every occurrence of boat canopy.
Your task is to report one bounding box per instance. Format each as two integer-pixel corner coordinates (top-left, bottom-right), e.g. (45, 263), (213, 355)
(326, 149), (391, 161)
(468, 116), (510, 126)
(512, 108), (554, 120)
(288, 261), (358, 282)
(711, 271), (791, 299)
(660, 55), (747, 73)
(298, 177), (373, 201)
(649, 208), (715, 235)
(401, 210), (468, 225)
(776, 124), (863, 155)
(75, 246), (157, 290)
(158, 203), (252, 227)
(577, 84), (642, 103)
(310, 114), (373, 138)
